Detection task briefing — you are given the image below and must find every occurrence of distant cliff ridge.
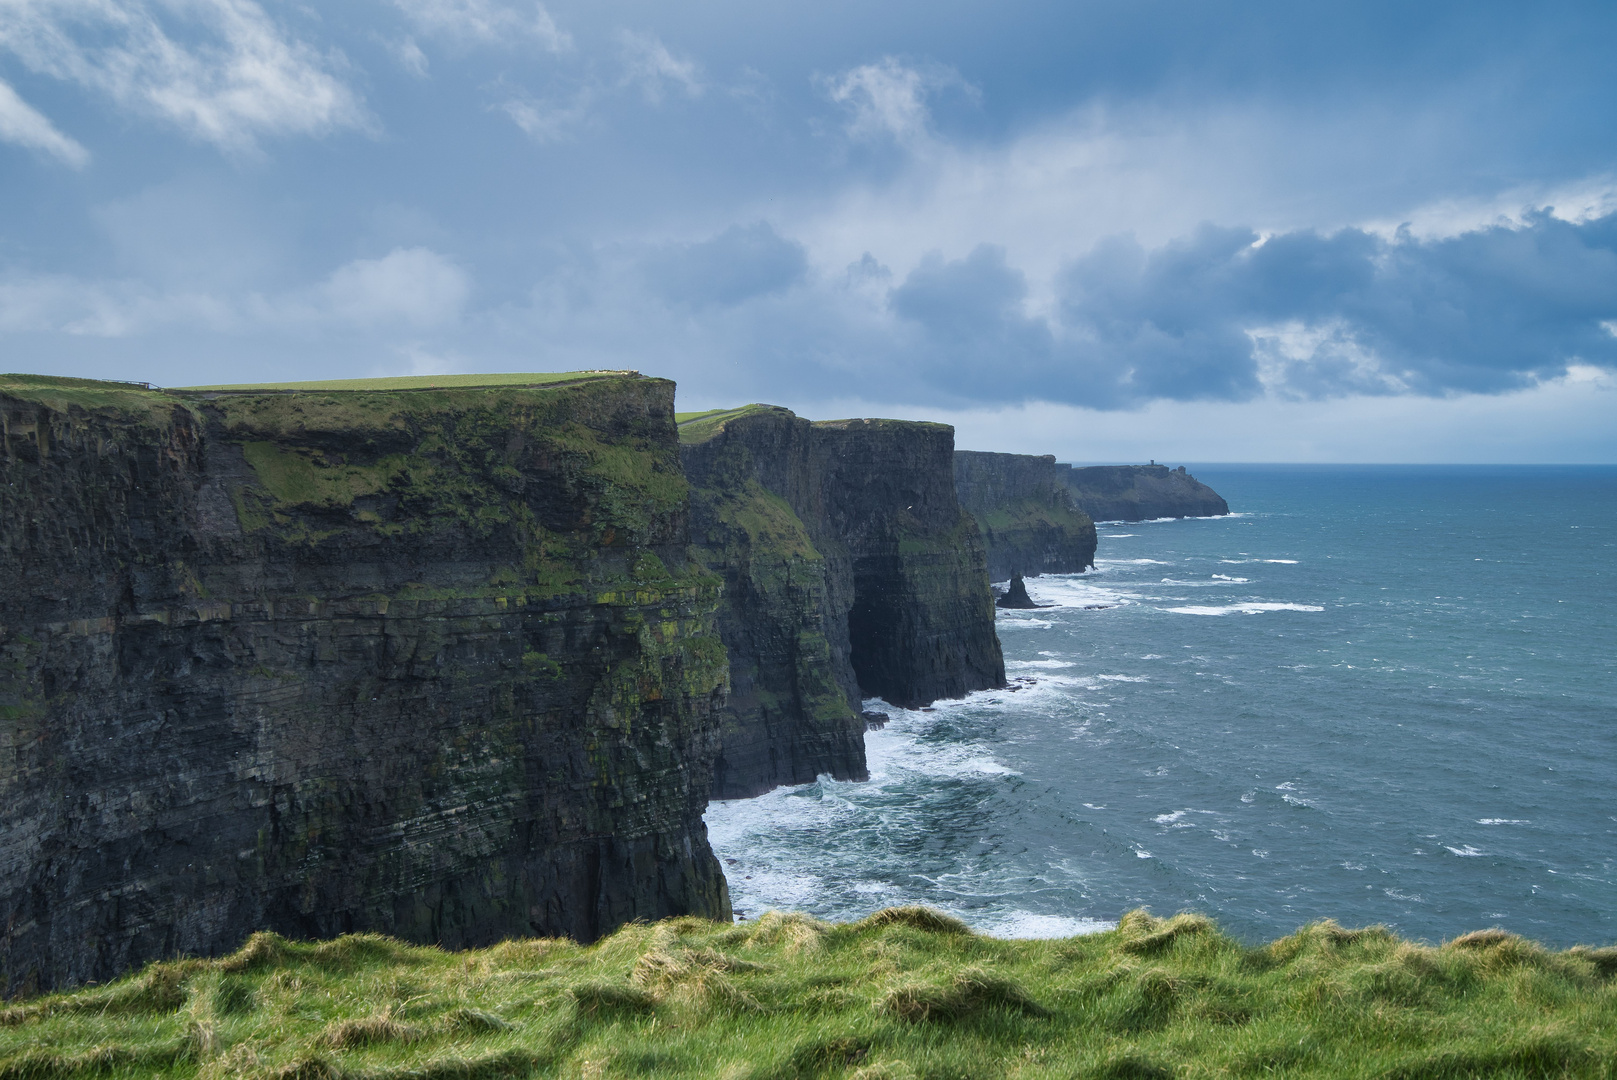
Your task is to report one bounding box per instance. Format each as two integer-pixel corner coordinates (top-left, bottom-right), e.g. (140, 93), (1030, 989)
(0, 373), (730, 994)
(683, 406), (1006, 801)
(954, 451), (1097, 580)
(1061, 464), (1229, 522)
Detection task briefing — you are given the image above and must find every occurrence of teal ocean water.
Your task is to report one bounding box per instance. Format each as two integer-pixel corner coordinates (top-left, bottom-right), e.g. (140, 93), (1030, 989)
(704, 466), (1617, 947)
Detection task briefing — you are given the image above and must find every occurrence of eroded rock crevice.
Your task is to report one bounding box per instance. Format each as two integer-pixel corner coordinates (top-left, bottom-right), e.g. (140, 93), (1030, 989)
(683, 408), (1005, 800)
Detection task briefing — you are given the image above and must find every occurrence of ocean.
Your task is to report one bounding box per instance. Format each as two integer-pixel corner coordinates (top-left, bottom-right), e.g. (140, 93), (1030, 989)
(703, 465), (1617, 948)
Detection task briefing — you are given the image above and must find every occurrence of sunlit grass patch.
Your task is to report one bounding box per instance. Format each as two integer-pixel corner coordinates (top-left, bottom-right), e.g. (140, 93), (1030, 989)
(177, 372), (630, 392)
(3, 909), (1614, 1078)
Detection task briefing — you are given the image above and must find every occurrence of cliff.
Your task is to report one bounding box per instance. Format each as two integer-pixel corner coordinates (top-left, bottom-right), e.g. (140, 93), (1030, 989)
(0, 372), (730, 994)
(1059, 464), (1228, 522)
(953, 451), (1096, 580)
(681, 406), (1005, 800)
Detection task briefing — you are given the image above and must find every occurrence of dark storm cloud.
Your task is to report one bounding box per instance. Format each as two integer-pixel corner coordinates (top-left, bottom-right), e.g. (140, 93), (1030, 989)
(871, 212), (1617, 408)
(642, 221), (808, 307)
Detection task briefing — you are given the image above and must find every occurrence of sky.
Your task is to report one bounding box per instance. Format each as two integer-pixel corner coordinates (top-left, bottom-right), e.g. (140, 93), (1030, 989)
(1, 0), (1614, 462)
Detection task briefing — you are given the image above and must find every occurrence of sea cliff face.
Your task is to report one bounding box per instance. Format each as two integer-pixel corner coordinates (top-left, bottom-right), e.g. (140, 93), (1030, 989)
(0, 374), (730, 994)
(954, 451), (1097, 580)
(1061, 464), (1229, 522)
(682, 407), (1005, 800)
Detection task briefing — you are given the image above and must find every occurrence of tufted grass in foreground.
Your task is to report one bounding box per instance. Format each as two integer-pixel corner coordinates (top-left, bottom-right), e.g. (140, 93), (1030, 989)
(3, 908), (1616, 1079)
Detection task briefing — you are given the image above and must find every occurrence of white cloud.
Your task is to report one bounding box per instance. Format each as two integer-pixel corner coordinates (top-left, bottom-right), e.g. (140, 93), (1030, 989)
(619, 31), (701, 103)
(1360, 175), (1617, 241)
(0, 0), (367, 151)
(390, 0), (570, 51)
(318, 247), (469, 328)
(0, 272), (233, 335)
(0, 74), (87, 164)
(824, 57), (935, 145)
(787, 366), (1617, 465)
(0, 247), (468, 336)
(391, 35), (429, 77)
(499, 86), (591, 142)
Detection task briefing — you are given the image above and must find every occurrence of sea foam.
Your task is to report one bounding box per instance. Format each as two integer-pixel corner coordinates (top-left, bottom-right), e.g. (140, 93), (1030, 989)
(1164, 602), (1325, 616)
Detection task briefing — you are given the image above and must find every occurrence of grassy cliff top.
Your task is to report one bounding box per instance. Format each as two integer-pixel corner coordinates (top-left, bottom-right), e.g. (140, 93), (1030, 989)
(4, 908), (1613, 1079)
(813, 417), (953, 434)
(676, 404), (793, 444)
(177, 371), (636, 393)
(677, 406), (954, 445)
(0, 373), (189, 424)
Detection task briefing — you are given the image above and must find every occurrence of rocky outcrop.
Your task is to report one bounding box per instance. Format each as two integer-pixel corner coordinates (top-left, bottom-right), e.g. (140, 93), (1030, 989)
(682, 406), (1005, 800)
(953, 451), (1096, 580)
(1060, 464), (1228, 522)
(995, 572), (1050, 610)
(0, 373), (730, 994)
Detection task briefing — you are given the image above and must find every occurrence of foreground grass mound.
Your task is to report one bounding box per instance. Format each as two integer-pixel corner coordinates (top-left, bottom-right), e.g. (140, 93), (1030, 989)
(3, 910), (1615, 1079)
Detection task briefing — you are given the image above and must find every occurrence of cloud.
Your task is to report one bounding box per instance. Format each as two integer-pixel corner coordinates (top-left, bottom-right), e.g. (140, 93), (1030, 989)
(822, 57), (967, 146)
(318, 247), (470, 328)
(619, 31), (701, 103)
(389, 0), (570, 52)
(888, 244), (1066, 397)
(1054, 212), (1617, 404)
(391, 36), (429, 77)
(0, 0), (366, 151)
(0, 74), (87, 164)
(641, 222), (806, 307)
(0, 246), (468, 337)
(499, 86), (592, 142)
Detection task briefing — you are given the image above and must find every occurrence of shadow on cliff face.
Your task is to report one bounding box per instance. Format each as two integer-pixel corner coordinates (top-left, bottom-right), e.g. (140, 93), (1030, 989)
(681, 407), (1005, 800)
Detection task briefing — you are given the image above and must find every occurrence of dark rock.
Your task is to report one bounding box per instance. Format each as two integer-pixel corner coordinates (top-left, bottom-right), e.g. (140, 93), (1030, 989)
(996, 572), (1051, 609)
(954, 451), (1095, 580)
(681, 406), (1005, 800)
(0, 373), (730, 994)
(1059, 463), (1228, 522)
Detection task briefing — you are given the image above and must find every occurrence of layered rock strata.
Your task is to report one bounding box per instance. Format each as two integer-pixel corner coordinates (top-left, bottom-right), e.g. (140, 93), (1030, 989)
(953, 451), (1097, 580)
(1062, 464), (1228, 522)
(682, 406), (1006, 800)
(0, 373), (730, 994)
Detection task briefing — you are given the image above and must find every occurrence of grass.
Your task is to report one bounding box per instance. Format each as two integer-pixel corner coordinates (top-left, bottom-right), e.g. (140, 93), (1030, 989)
(177, 372), (635, 392)
(676, 404), (790, 444)
(4, 910), (1614, 1079)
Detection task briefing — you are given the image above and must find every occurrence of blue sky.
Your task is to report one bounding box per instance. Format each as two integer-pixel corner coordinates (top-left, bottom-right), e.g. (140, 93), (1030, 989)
(2, 0), (1614, 461)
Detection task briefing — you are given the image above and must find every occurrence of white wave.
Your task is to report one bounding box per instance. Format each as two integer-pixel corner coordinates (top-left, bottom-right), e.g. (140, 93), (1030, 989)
(1219, 559), (1255, 564)
(1478, 818), (1530, 825)
(997, 616), (1053, 628)
(1008, 659), (1075, 670)
(1134, 848), (1153, 859)
(1275, 782), (1297, 790)
(1210, 575), (1249, 582)
(1384, 888), (1425, 902)
(1165, 602), (1324, 615)
(1001, 574), (1146, 612)
(1096, 674), (1148, 682)
(1104, 533), (1136, 537)
(1154, 808), (1217, 826)
(1281, 794), (1316, 808)
(978, 912), (1114, 939)
(1445, 845), (1486, 857)
(1103, 558), (1172, 565)
(1263, 559), (1300, 564)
